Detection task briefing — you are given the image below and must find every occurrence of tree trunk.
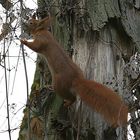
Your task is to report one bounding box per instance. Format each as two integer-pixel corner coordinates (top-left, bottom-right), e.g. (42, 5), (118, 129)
(18, 0), (140, 140)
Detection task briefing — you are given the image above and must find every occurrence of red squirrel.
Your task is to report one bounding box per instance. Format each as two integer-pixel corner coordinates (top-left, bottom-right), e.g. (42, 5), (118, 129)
(20, 16), (128, 127)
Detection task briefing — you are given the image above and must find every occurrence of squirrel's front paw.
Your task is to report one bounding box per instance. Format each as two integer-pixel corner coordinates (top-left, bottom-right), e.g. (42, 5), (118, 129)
(20, 38), (28, 45)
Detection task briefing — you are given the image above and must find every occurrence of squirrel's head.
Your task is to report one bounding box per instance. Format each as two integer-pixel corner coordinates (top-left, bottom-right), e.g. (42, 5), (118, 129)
(27, 14), (51, 34)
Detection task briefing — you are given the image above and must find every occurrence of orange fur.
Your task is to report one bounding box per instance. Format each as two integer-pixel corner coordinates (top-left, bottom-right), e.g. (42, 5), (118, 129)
(72, 79), (128, 127)
(20, 16), (128, 127)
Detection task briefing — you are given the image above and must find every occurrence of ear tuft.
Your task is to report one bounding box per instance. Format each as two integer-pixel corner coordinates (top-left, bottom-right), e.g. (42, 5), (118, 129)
(39, 16), (52, 28)
(32, 13), (36, 19)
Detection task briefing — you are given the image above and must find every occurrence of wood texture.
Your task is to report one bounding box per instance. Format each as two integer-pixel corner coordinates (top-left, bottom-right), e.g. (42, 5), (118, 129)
(18, 0), (140, 139)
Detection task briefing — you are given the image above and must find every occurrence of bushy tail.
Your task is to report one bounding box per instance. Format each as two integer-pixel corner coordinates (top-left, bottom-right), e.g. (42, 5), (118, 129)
(72, 78), (128, 127)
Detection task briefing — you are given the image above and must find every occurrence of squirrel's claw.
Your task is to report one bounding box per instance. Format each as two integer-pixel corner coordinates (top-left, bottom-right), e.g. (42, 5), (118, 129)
(20, 38), (27, 45)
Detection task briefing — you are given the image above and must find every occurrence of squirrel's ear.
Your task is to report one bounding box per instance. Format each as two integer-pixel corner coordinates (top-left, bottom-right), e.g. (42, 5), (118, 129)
(32, 13), (36, 19)
(39, 16), (52, 27)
